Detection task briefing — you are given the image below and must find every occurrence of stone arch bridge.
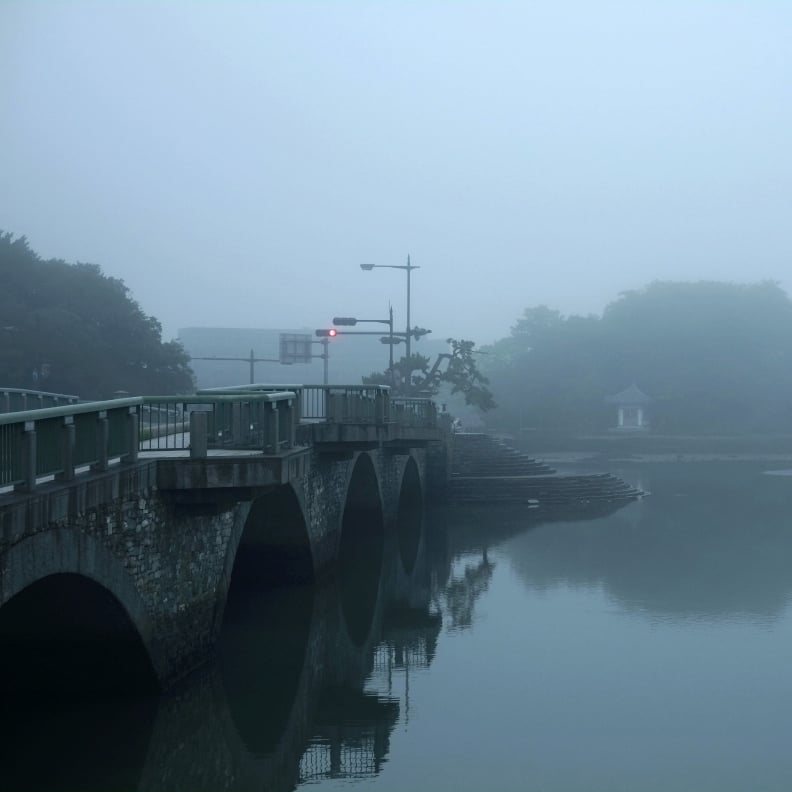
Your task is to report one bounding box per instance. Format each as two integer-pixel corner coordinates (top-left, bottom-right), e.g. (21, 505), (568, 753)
(0, 384), (448, 692)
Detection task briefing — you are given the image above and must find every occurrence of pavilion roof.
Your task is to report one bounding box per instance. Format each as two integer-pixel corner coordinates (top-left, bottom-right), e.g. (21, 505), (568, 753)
(605, 383), (652, 405)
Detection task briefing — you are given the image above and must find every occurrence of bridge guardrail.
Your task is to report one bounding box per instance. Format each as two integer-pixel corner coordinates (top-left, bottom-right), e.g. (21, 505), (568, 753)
(1, 384), (437, 493)
(141, 392), (297, 455)
(391, 397), (437, 429)
(1, 387), (80, 414)
(0, 398), (142, 491)
(0, 393), (298, 492)
(198, 384), (391, 423)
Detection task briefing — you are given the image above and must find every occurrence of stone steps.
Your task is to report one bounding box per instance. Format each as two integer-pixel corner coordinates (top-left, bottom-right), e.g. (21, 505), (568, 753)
(448, 433), (642, 507)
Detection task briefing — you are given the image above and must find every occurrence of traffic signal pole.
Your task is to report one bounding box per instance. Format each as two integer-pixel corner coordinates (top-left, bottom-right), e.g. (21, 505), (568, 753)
(313, 332), (338, 384)
(191, 349), (283, 384)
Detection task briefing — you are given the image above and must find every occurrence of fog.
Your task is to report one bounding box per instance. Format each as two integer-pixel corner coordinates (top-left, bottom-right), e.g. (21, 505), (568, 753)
(2, 1), (790, 344)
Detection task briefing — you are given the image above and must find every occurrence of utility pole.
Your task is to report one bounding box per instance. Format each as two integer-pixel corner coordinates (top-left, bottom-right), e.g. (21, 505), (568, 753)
(190, 349), (283, 384)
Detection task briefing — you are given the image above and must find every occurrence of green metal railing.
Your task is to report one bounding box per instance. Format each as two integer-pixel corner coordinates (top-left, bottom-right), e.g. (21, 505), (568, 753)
(198, 384), (391, 423)
(141, 392), (297, 454)
(0, 398), (142, 491)
(0, 385), (437, 493)
(0, 388), (80, 414)
(391, 397), (437, 428)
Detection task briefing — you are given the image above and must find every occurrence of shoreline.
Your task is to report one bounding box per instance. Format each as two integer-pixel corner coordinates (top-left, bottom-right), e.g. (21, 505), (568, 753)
(528, 451), (792, 465)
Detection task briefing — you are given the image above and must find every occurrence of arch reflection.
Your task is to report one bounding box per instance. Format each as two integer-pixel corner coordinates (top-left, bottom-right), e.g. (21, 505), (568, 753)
(339, 453), (385, 646)
(396, 457), (423, 575)
(134, 517), (442, 792)
(4, 487), (445, 792)
(0, 574), (159, 792)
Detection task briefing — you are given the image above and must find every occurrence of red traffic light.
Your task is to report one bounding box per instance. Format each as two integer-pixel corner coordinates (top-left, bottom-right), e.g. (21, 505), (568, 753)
(315, 328), (338, 337)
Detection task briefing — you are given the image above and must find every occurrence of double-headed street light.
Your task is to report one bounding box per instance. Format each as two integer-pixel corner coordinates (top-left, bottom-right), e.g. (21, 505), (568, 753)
(360, 255), (420, 359)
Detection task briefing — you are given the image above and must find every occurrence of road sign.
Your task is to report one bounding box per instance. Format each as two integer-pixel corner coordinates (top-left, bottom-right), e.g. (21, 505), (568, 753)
(279, 333), (313, 364)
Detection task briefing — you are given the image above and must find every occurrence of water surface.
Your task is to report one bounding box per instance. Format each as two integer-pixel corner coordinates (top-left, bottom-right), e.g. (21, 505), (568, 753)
(4, 462), (792, 791)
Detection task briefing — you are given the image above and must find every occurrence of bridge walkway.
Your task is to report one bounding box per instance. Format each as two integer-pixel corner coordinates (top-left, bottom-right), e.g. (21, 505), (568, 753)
(0, 384), (441, 498)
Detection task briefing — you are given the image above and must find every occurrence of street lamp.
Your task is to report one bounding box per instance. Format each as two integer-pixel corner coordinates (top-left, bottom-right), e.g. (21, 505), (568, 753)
(360, 255), (420, 359)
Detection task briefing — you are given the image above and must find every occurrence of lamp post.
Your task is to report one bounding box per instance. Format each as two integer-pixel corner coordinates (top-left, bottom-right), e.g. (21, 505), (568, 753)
(360, 255), (420, 359)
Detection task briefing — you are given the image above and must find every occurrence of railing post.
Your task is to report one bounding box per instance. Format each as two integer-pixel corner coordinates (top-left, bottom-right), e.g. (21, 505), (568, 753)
(378, 390), (387, 424)
(326, 389), (336, 423)
(293, 388), (302, 425)
(231, 401), (243, 445)
(2, 392), (9, 413)
(93, 411), (109, 472)
(57, 416), (76, 481)
(190, 411), (208, 458)
(287, 398), (296, 449)
(266, 401), (280, 453)
(15, 421), (36, 493)
(123, 406), (139, 463)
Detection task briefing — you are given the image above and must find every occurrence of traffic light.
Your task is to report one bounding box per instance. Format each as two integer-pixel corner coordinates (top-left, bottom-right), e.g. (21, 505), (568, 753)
(315, 328), (338, 337)
(332, 317), (358, 326)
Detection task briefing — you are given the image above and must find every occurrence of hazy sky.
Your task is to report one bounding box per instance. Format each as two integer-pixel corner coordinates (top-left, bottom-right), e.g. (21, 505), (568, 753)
(2, 1), (790, 344)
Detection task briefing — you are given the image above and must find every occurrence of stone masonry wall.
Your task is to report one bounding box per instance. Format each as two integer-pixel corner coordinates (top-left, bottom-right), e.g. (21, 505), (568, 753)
(0, 462), (244, 684)
(0, 446), (429, 687)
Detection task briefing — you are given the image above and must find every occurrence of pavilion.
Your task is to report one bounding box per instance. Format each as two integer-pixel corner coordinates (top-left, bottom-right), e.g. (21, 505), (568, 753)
(606, 383), (652, 430)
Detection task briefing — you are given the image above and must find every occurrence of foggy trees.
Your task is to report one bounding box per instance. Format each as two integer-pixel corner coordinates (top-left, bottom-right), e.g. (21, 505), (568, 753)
(484, 281), (792, 434)
(0, 232), (193, 398)
(363, 339), (496, 411)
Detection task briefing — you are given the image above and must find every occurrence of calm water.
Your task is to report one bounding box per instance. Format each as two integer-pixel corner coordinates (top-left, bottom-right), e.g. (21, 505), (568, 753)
(4, 462), (792, 791)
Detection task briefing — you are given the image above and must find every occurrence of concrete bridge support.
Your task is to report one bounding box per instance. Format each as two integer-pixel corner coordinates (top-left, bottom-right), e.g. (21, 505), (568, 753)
(0, 447), (428, 694)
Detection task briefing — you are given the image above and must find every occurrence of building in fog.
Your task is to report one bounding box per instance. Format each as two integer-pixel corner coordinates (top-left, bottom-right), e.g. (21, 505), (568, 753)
(606, 383), (652, 430)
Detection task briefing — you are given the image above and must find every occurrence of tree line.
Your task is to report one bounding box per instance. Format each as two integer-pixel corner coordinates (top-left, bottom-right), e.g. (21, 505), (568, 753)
(0, 232), (193, 399)
(4, 228), (789, 435)
(481, 281), (792, 434)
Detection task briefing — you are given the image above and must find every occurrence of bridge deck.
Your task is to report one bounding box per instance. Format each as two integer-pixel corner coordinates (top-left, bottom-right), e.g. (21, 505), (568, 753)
(0, 385), (441, 504)
(0, 386), (442, 497)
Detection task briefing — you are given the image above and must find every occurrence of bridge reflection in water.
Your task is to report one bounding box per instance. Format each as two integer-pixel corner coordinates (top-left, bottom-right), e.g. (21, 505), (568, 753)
(6, 463), (789, 790)
(0, 461), (640, 792)
(0, 484), (447, 792)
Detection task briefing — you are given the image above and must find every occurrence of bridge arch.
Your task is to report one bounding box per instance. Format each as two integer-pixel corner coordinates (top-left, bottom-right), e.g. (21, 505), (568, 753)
(396, 456), (424, 575)
(214, 483), (316, 758)
(0, 529), (161, 697)
(215, 482), (314, 635)
(338, 452), (385, 645)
